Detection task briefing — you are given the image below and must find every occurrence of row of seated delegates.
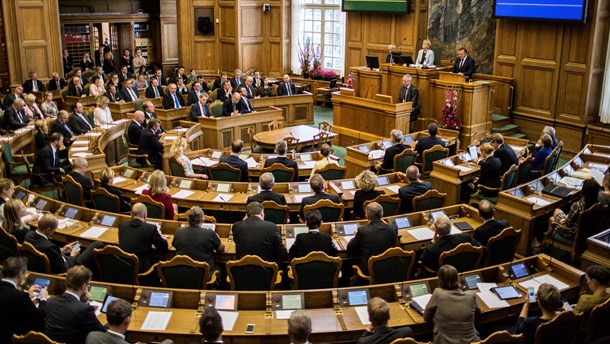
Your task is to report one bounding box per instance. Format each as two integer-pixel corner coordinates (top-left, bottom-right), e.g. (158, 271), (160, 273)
(310, 143), (339, 178)
(265, 140), (299, 181)
(289, 209), (339, 259)
(162, 83), (187, 110)
(462, 143), (501, 203)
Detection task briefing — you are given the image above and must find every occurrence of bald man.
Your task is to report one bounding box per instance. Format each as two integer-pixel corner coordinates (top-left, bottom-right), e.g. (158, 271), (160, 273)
(222, 92), (242, 117)
(398, 166), (433, 213)
(128, 110), (146, 145)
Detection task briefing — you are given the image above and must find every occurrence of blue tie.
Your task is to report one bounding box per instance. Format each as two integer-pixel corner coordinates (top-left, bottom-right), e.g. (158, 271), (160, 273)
(64, 123), (74, 136)
(173, 94), (181, 109)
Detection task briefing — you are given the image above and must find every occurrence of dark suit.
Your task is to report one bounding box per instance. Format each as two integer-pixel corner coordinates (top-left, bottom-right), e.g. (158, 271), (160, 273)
(243, 84), (256, 99)
(473, 219), (510, 246)
(145, 85), (163, 99)
(232, 216), (288, 263)
(44, 292), (106, 344)
(219, 155), (249, 182)
(347, 219), (398, 274)
(477, 156), (502, 193)
(357, 326), (414, 344)
(4, 106), (29, 130)
(2, 94), (20, 110)
(264, 156), (299, 182)
(229, 77), (245, 89)
(118, 218), (168, 272)
(23, 79), (44, 93)
(117, 72), (133, 85)
(299, 192), (342, 220)
(153, 75), (167, 86)
(398, 181), (433, 213)
(222, 98), (240, 117)
(414, 135), (446, 161)
(69, 171), (95, 201)
(381, 143), (410, 170)
(289, 231), (338, 259)
(398, 84), (419, 120)
(162, 92), (186, 109)
(50, 120), (76, 146)
(353, 189), (384, 219)
(277, 81), (296, 96)
(420, 233), (481, 271)
(239, 97), (254, 113)
(119, 57), (134, 73)
(190, 102), (211, 121)
(101, 184), (131, 212)
(217, 88), (231, 103)
(68, 83), (84, 97)
(128, 120), (144, 145)
(24, 230), (69, 273)
(0, 280), (45, 343)
(48, 78), (67, 91)
(246, 190), (287, 205)
(452, 55), (476, 79)
(187, 89), (202, 105)
(172, 226), (222, 269)
(138, 127), (164, 170)
(119, 86), (139, 103)
(32, 145), (63, 183)
(69, 112), (94, 134)
(35, 131), (50, 150)
(104, 90), (122, 103)
(494, 144), (519, 175)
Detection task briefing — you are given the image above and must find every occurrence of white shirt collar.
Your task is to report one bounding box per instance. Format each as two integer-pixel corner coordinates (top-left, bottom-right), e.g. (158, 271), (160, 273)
(107, 330), (126, 340)
(2, 278), (17, 288)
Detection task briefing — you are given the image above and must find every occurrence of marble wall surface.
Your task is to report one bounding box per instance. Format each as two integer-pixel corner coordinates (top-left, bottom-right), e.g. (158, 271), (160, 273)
(427, 0), (496, 74)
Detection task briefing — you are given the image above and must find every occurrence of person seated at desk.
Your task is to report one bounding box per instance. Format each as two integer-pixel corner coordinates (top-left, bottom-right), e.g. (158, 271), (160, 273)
(347, 202), (398, 285)
(253, 70), (264, 89)
(217, 79), (233, 103)
(143, 101), (163, 133)
(119, 79), (140, 103)
(22, 71), (44, 93)
(142, 170), (178, 220)
(550, 178), (600, 235)
(374, 129), (411, 173)
(153, 68), (167, 87)
(70, 102), (95, 134)
(246, 172), (286, 205)
(118, 203), (168, 272)
(415, 39), (435, 67)
(237, 85), (255, 113)
(514, 283), (563, 344)
(244, 76), (257, 99)
(69, 158), (95, 202)
(532, 126), (559, 156)
(424, 264), (481, 344)
(574, 265), (610, 314)
(4, 98), (32, 130)
(173, 206), (225, 271)
(187, 81), (204, 105)
(599, 173), (610, 206)
(137, 118), (164, 170)
(397, 74), (419, 121)
(68, 77), (86, 97)
(41, 91), (59, 118)
(385, 44), (397, 63)
(358, 297), (413, 344)
(419, 214), (481, 272)
(298, 174), (341, 220)
(222, 92), (244, 117)
(107, 73), (122, 92)
(220, 139), (250, 182)
(473, 200), (510, 246)
(452, 47), (475, 80)
(490, 133), (518, 175)
(1, 85), (23, 111)
(34, 119), (51, 150)
(3, 199), (36, 244)
(104, 84), (122, 103)
(415, 122), (445, 162)
(278, 74), (296, 96)
(48, 72), (67, 91)
(170, 136), (208, 179)
(99, 168), (131, 212)
(289, 209), (338, 259)
(232, 201), (289, 263)
(288, 310), (313, 344)
(265, 140), (298, 181)
(32, 132), (66, 184)
(86, 299), (132, 344)
(256, 76), (274, 98)
(310, 143), (338, 178)
(190, 92), (211, 121)
(353, 170), (384, 220)
(135, 73), (148, 90)
(162, 83), (186, 109)
(200, 307), (224, 344)
(398, 165), (433, 213)
(88, 75), (105, 97)
(229, 68), (245, 89)
(128, 110), (145, 145)
(529, 134), (553, 179)
(145, 77), (163, 99)
(465, 143), (501, 201)
(24, 94), (44, 120)
(0, 179), (14, 223)
(176, 78), (189, 96)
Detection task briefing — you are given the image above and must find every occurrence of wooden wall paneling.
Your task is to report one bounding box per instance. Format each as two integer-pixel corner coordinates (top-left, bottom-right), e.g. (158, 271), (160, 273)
(159, 0), (179, 74)
(239, 2), (264, 72)
(219, 2), (237, 72)
(58, 0), (155, 14)
(281, 0), (291, 75)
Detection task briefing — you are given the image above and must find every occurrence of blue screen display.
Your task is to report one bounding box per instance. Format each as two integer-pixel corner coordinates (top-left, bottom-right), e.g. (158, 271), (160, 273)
(495, 0), (587, 21)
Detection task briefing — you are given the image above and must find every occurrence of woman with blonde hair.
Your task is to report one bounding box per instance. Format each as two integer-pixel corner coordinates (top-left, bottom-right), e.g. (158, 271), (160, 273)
(99, 168), (131, 212)
(40, 92), (59, 118)
(142, 170), (177, 220)
(93, 96), (113, 127)
(24, 94), (44, 120)
(3, 199), (36, 243)
(169, 137), (208, 179)
(310, 144), (338, 178)
(103, 51), (116, 74)
(34, 120), (51, 150)
(0, 179), (14, 225)
(416, 39), (435, 67)
(89, 75), (106, 96)
(353, 170), (384, 219)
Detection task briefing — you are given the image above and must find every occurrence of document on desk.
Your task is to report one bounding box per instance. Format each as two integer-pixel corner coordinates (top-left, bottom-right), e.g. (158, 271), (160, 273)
(449, 226), (462, 235)
(213, 193), (233, 202)
(192, 157), (218, 167)
(133, 184), (149, 195)
(70, 146), (89, 152)
(85, 132), (102, 137)
(407, 227), (435, 240)
(454, 165), (473, 172)
(293, 194), (314, 203)
(385, 185), (401, 194)
(276, 310), (295, 320)
(172, 190), (195, 199)
(300, 160), (315, 169)
(477, 291), (509, 309)
(72, 152), (92, 158)
(285, 238), (295, 249)
(73, 140), (89, 145)
(476, 282), (497, 293)
(532, 274), (569, 291)
(111, 177), (127, 184)
(588, 162), (608, 172)
(141, 311), (172, 331)
(217, 311), (239, 331)
(354, 306), (371, 325)
(525, 196), (551, 207)
(245, 157), (259, 168)
(80, 226), (108, 239)
(369, 150), (385, 160)
(343, 235), (355, 244)
(163, 135), (178, 141)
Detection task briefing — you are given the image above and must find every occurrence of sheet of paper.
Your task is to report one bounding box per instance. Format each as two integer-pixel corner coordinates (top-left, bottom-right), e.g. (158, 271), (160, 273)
(245, 157), (259, 168)
(91, 301), (103, 316)
(386, 185), (401, 193)
(450, 225), (462, 235)
(560, 176), (584, 188)
(70, 146), (89, 152)
(133, 185), (148, 195)
(476, 282), (497, 293)
(73, 140), (89, 145)
(354, 306), (371, 325)
(217, 311), (238, 331)
(285, 238), (295, 249)
(332, 239), (341, 249)
(412, 294), (432, 310)
(518, 279), (541, 294)
(172, 127), (188, 132)
(85, 132), (102, 137)
(369, 150), (385, 160)
(80, 226), (108, 239)
(72, 152), (92, 158)
(172, 190), (195, 199)
(525, 196), (551, 207)
(112, 177), (127, 184)
(407, 227), (435, 240)
(293, 194), (314, 203)
(163, 135), (178, 141)
(343, 235), (355, 243)
(477, 291), (509, 309)
(455, 165), (473, 172)
(140, 311), (172, 331)
(211, 151), (222, 159)
(588, 162), (608, 171)
(300, 161), (315, 168)
(192, 157), (218, 167)
(58, 218), (78, 229)
(213, 193), (233, 202)
(534, 274), (569, 291)
(275, 310), (295, 320)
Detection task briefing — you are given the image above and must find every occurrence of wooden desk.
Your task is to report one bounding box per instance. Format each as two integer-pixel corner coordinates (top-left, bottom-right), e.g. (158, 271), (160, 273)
(252, 125), (337, 151)
(108, 101), (136, 121)
(0, 127), (35, 176)
(156, 107), (191, 130)
(251, 94), (314, 125)
(64, 95), (96, 109)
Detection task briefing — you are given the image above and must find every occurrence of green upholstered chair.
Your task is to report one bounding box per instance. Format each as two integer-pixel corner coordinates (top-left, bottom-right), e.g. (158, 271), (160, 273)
(18, 242), (51, 274)
(261, 200), (290, 224)
(514, 156), (534, 187)
(303, 199), (344, 222)
(122, 134), (154, 171)
(226, 255), (282, 291)
(134, 99), (147, 111)
(2, 143), (31, 185)
(439, 243), (484, 273)
(0, 228), (19, 261)
(82, 70), (95, 83)
(316, 164), (347, 181)
(91, 188), (121, 213)
(485, 227), (521, 266)
(169, 157), (186, 177)
(157, 255), (218, 289)
(289, 251), (342, 289)
(209, 163), (241, 182)
(93, 245), (140, 285)
(261, 163), (295, 183)
(60, 87), (70, 101)
(62, 174), (85, 207)
(364, 194), (401, 217)
(393, 149), (418, 173)
(131, 194), (166, 220)
(419, 145), (449, 179)
(352, 247), (416, 285)
(210, 89), (218, 101)
(412, 189), (447, 212)
(430, 45), (441, 66)
(210, 102), (223, 118)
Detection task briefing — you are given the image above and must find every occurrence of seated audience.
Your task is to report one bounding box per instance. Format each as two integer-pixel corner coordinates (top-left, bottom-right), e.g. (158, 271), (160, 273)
(190, 92), (211, 121)
(69, 102), (95, 134)
(68, 77), (85, 97)
(187, 81), (204, 105)
(246, 172), (287, 205)
(466, 142), (501, 199)
(0, 257), (46, 343)
(232, 201), (288, 263)
(2, 85), (23, 110)
(212, 73), (228, 91)
(229, 69), (244, 89)
(22, 71), (44, 93)
(118, 203), (168, 272)
(515, 283), (562, 344)
(128, 110), (145, 145)
(289, 209), (338, 259)
(24, 93), (44, 120)
(424, 264), (481, 343)
(398, 165), (433, 213)
(415, 122), (445, 162)
(45, 265), (106, 343)
(68, 158), (95, 201)
(310, 143), (338, 178)
(142, 170), (178, 220)
(238, 85), (254, 113)
(222, 92), (243, 116)
(299, 174), (341, 220)
(170, 136), (208, 179)
(256, 76), (274, 97)
(88, 76), (106, 97)
(532, 126), (559, 155)
(278, 74), (296, 96)
(217, 79), (232, 103)
(0, 178), (14, 222)
(550, 178), (600, 235)
(103, 52), (116, 74)
(419, 214), (481, 271)
(200, 307), (224, 343)
(81, 53), (94, 70)
(32, 132), (66, 184)
(574, 265), (610, 314)
(219, 139), (249, 182)
(153, 68), (167, 87)
(359, 297), (413, 344)
(244, 76), (257, 99)
(473, 200), (510, 246)
(375, 129), (410, 172)
(47, 72), (67, 91)
(135, 73), (148, 89)
(104, 84), (122, 102)
(264, 140), (299, 181)
(145, 77), (163, 99)
(162, 83), (186, 109)
(3, 199), (36, 243)
(173, 206), (225, 271)
(288, 310), (313, 344)
(41, 92), (59, 118)
(353, 170), (384, 219)
(99, 168), (131, 212)
(137, 118), (164, 170)
(85, 299), (132, 344)
(598, 173), (610, 205)
(118, 65), (132, 84)
(490, 133), (519, 174)
(51, 110), (77, 147)
(530, 134), (553, 176)
(253, 70), (263, 88)
(120, 79), (140, 103)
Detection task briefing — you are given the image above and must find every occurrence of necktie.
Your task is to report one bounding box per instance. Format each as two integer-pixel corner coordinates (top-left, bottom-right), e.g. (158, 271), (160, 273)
(199, 103), (205, 117)
(154, 87), (160, 98)
(236, 79), (241, 86)
(244, 99), (251, 112)
(80, 114), (92, 130)
(52, 150), (57, 167)
(459, 59), (464, 69)
(76, 87), (81, 96)
(404, 86), (410, 102)
(17, 109), (23, 122)
(56, 81), (60, 89)
(110, 93), (115, 102)
(33, 81), (38, 92)
(173, 94), (181, 109)
(247, 87), (252, 97)
(287, 84), (292, 96)
(64, 123), (74, 136)
(129, 88), (137, 101)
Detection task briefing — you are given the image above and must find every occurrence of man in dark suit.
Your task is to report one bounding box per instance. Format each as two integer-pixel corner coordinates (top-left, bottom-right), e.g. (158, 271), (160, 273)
(68, 102), (94, 134)
(419, 214), (481, 271)
(145, 78), (163, 98)
(347, 202), (398, 277)
(299, 174), (342, 219)
(4, 98), (32, 130)
(238, 86), (255, 113)
(277, 74), (296, 96)
(414, 122), (446, 162)
(86, 299), (132, 344)
(0, 257), (46, 343)
(153, 68), (167, 86)
(24, 214), (104, 274)
(68, 158), (95, 201)
(137, 119), (164, 170)
(44, 265), (106, 344)
(94, 66), (107, 84)
(50, 110), (77, 147)
(398, 166), (433, 213)
(375, 129), (410, 172)
(220, 140), (249, 182)
(32, 132), (66, 183)
(247, 172), (287, 205)
(222, 92), (244, 117)
(252, 70), (263, 89)
(22, 71), (44, 93)
(452, 47), (475, 80)
(104, 84), (122, 102)
(232, 201), (289, 263)
(128, 111), (146, 145)
(187, 82), (204, 105)
(2, 85), (23, 110)
(162, 83), (186, 109)
(490, 133), (519, 175)
(190, 92), (211, 121)
(397, 74), (419, 121)
(200, 307), (224, 343)
(473, 200), (510, 246)
(229, 69), (245, 89)
(264, 140), (299, 181)
(195, 75), (210, 93)
(289, 209), (338, 259)
(172, 206), (225, 270)
(120, 79), (140, 103)
(118, 203), (168, 272)
(169, 66), (187, 84)
(142, 101), (164, 134)
(47, 72), (67, 91)
(68, 77), (85, 97)
(244, 76), (257, 99)
(217, 80), (233, 103)
(117, 65), (132, 85)
(358, 297), (413, 344)
(107, 73), (122, 91)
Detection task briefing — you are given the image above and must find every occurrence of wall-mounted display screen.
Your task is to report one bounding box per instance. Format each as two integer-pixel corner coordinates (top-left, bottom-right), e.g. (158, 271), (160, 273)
(494, 0), (588, 22)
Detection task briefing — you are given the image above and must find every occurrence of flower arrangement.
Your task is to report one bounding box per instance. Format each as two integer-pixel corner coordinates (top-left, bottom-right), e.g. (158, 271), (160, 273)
(312, 45), (322, 70)
(297, 38), (313, 77)
(309, 68), (337, 81)
(439, 88), (461, 130)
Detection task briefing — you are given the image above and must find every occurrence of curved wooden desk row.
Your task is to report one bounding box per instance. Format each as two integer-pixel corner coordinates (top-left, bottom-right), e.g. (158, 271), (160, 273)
(495, 144), (610, 256)
(25, 254), (584, 344)
(0, 126), (35, 175)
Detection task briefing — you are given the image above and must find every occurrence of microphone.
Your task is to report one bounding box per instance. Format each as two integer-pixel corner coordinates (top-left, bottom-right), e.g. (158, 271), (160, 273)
(398, 37), (407, 52)
(357, 124), (369, 145)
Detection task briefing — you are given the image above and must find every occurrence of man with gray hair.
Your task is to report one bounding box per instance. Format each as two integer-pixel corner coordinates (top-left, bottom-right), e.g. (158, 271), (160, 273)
(86, 299), (132, 344)
(173, 206), (225, 270)
(398, 74), (419, 122)
(288, 310), (312, 344)
(489, 133), (518, 174)
(4, 97), (32, 130)
(69, 157), (95, 201)
(419, 214), (481, 271)
(374, 129), (410, 172)
(128, 110), (146, 145)
(298, 174), (341, 220)
(264, 140), (299, 181)
(247, 172), (287, 205)
(398, 165), (433, 213)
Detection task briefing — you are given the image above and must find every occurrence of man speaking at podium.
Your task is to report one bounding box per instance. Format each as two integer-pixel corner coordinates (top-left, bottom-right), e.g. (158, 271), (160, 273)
(397, 74), (419, 121)
(452, 47), (475, 80)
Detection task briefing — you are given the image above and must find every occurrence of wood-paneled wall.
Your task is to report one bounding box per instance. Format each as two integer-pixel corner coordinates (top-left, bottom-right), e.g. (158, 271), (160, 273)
(160, 0), (179, 74)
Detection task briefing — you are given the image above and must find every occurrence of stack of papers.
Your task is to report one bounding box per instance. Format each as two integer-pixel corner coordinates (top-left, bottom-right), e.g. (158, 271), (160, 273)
(141, 311), (172, 331)
(560, 176), (584, 188)
(172, 127), (188, 132)
(519, 274), (569, 293)
(80, 226), (108, 239)
(192, 157), (218, 167)
(411, 294), (432, 313)
(276, 310), (295, 320)
(58, 218), (78, 229)
(343, 235), (355, 243)
(285, 238), (296, 249)
(133, 185), (149, 195)
(112, 177), (127, 184)
(477, 290), (509, 309)
(213, 193), (233, 202)
(172, 190), (195, 199)
(407, 227), (435, 240)
(455, 165), (473, 172)
(245, 157), (258, 168)
(217, 311), (238, 331)
(385, 185), (401, 193)
(354, 306), (370, 325)
(449, 226), (462, 235)
(70, 146), (89, 152)
(73, 140), (89, 145)
(85, 132), (102, 137)
(72, 152), (92, 158)
(369, 150), (385, 160)
(293, 194), (314, 203)
(300, 160), (315, 168)
(163, 135), (178, 141)
(525, 196), (551, 207)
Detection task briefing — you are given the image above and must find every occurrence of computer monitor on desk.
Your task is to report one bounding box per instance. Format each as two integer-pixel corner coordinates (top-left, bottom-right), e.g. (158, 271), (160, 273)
(366, 56), (380, 70)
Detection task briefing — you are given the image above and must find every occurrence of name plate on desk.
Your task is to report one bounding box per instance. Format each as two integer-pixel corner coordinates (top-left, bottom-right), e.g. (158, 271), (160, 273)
(388, 216), (411, 229)
(210, 182), (232, 193)
(173, 178), (193, 189)
(291, 183), (312, 193)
